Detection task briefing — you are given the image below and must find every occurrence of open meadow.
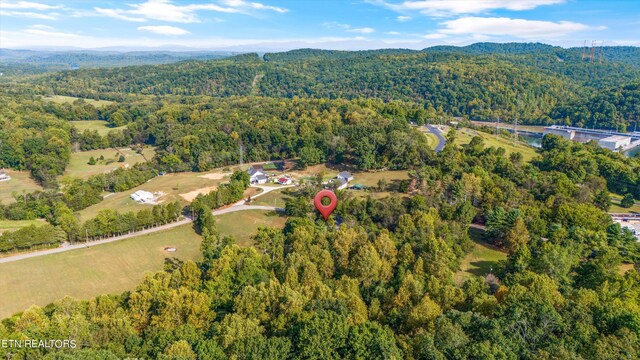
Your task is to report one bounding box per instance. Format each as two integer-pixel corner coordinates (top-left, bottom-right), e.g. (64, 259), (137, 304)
(216, 210), (287, 247)
(63, 147), (156, 179)
(41, 95), (114, 107)
(0, 219), (46, 234)
(71, 120), (127, 136)
(454, 128), (539, 162)
(0, 170), (43, 204)
(76, 171), (231, 221)
(0, 224), (202, 318)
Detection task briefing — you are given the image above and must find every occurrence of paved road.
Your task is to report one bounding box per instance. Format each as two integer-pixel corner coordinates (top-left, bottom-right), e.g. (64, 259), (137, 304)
(0, 184), (293, 264)
(427, 125), (446, 152)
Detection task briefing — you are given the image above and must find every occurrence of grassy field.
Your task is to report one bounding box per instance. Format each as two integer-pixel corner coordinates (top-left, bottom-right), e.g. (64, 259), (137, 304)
(77, 171), (230, 221)
(41, 95), (113, 107)
(609, 193), (640, 213)
(454, 128), (539, 162)
(64, 147), (156, 179)
(71, 120), (127, 136)
(454, 228), (507, 285)
(0, 170), (43, 205)
(216, 210), (287, 247)
(251, 189), (290, 207)
(0, 219), (46, 234)
(0, 224), (202, 318)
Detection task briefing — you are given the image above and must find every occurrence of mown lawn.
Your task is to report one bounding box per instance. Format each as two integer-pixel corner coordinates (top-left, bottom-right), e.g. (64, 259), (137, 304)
(71, 120), (127, 136)
(0, 224), (202, 319)
(216, 210), (287, 247)
(609, 193), (640, 213)
(454, 227), (508, 285)
(0, 170), (43, 205)
(41, 95), (113, 107)
(63, 147), (156, 179)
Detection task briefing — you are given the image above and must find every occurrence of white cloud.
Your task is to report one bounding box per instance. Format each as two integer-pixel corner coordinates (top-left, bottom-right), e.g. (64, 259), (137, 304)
(23, 24), (79, 38)
(324, 22), (375, 34)
(94, 8), (146, 22)
(0, 10), (58, 20)
(348, 27), (375, 34)
(422, 33), (447, 39)
(438, 16), (594, 38)
(372, 0), (565, 17)
(386, 31), (401, 35)
(138, 25), (191, 35)
(0, 1), (60, 11)
(397, 15), (411, 22)
(94, 0), (287, 24)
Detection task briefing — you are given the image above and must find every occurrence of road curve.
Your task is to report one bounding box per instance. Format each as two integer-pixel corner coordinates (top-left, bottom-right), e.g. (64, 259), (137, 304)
(0, 184), (294, 264)
(426, 125), (446, 152)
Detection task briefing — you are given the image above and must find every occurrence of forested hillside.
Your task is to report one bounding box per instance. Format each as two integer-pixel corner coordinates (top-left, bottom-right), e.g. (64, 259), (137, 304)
(13, 43), (639, 127)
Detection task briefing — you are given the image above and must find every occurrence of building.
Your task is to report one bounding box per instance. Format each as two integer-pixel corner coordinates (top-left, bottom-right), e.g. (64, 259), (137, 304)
(543, 126), (575, 140)
(598, 135), (631, 151)
(247, 165), (267, 184)
(254, 174), (268, 184)
(131, 190), (154, 203)
(0, 170), (10, 182)
(277, 177), (292, 185)
(337, 171), (354, 182)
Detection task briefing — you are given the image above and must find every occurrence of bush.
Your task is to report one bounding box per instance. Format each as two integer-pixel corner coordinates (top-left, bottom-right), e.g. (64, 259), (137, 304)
(621, 193), (635, 208)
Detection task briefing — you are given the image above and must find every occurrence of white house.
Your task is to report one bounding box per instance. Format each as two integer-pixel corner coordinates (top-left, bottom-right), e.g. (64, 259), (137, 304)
(131, 190), (154, 203)
(247, 165), (268, 184)
(0, 170), (10, 182)
(337, 171), (354, 182)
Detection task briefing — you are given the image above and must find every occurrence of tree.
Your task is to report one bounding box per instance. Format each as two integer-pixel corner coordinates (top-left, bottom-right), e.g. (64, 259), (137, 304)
(621, 193), (635, 208)
(118, 155), (126, 162)
(87, 156), (96, 165)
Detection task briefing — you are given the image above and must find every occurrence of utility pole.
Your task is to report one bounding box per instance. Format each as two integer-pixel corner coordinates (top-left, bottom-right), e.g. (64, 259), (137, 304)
(496, 116), (500, 139)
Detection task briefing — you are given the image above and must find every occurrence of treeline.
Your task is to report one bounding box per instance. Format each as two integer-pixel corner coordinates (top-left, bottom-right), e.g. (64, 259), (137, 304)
(1, 162), (158, 221)
(80, 202), (182, 241)
(0, 224), (66, 253)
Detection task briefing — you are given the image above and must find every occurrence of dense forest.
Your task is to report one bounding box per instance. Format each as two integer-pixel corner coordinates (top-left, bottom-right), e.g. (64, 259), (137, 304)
(1, 129), (639, 359)
(1, 43), (640, 358)
(6, 43), (639, 128)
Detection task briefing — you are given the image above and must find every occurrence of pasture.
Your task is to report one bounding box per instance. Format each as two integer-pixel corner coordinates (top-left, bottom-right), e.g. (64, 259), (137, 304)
(0, 170), (43, 205)
(76, 171), (230, 221)
(0, 224), (202, 319)
(72, 120), (127, 136)
(454, 128), (539, 162)
(63, 147), (156, 179)
(41, 95), (113, 107)
(216, 210), (287, 247)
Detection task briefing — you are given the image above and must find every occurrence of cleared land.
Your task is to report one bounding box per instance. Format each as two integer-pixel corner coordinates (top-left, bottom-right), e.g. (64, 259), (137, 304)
(609, 193), (640, 213)
(71, 120), (127, 136)
(471, 121), (547, 133)
(216, 210), (287, 247)
(0, 224), (201, 318)
(77, 171), (230, 221)
(454, 128), (539, 162)
(0, 170), (43, 204)
(0, 219), (46, 234)
(64, 147), (156, 179)
(454, 228), (507, 285)
(41, 95), (113, 107)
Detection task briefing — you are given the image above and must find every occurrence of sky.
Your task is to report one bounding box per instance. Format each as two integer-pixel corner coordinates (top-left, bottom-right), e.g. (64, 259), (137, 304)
(0, 0), (639, 51)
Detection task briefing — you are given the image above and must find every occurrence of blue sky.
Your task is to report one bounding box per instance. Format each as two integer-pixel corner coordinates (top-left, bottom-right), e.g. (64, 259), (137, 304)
(1, 0), (638, 50)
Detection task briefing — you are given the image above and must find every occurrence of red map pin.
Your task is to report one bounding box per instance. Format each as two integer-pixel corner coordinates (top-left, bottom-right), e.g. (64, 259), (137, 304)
(314, 190), (338, 220)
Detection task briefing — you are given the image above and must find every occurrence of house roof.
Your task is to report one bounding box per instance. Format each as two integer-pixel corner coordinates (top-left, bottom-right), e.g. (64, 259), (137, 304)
(338, 171), (353, 179)
(256, 174), (268, 180)
(278, 177), (289, 183)
(248, 166), (264, 176)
